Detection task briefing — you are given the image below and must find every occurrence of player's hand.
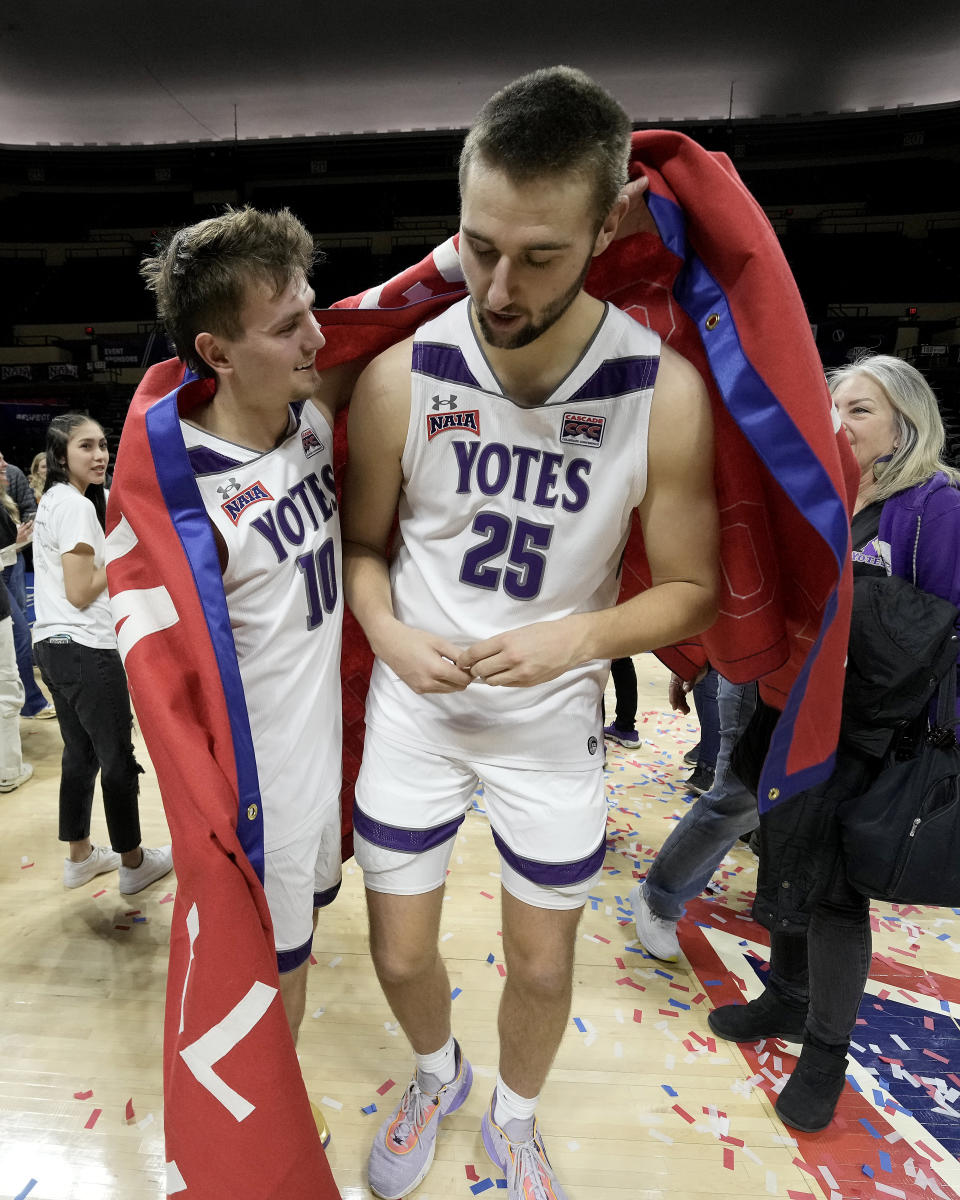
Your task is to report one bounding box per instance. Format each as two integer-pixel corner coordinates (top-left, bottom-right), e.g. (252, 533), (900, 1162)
(667, 672), (690, 713)
(380, 623), (473, 695)
(457, 621), (579, 688)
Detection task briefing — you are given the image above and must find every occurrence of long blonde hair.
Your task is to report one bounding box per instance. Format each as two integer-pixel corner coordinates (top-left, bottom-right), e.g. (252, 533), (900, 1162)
(828, 354), (960, 501)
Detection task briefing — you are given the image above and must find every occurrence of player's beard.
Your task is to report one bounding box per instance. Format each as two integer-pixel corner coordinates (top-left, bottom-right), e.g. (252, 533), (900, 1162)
(474, 250), (593, 351)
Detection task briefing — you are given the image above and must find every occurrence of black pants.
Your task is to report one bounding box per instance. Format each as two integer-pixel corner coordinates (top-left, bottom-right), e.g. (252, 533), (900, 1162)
(35, 638), (143, 853)
(609, 656), (638, 729)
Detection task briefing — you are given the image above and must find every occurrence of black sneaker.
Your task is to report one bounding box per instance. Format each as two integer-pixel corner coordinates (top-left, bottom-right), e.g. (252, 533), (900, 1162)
(682, 743), (700, 766)
(685, 763), (715, 795)
(707, 988), (807, 1045)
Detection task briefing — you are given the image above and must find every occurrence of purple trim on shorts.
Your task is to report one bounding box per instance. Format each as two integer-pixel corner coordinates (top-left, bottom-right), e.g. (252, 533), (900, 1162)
(353, 802), (464, 853)
(277, 934), (312, 974)
(491, 827), (606, 887)
(313, 878), (342, 910)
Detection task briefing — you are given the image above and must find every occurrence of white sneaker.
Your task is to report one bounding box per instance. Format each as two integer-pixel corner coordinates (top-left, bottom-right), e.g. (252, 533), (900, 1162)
(64, 844), (121, 888)
(119, 845), (174, 895)
(0, 762), (34, 792)
(629, 884), (680, 962)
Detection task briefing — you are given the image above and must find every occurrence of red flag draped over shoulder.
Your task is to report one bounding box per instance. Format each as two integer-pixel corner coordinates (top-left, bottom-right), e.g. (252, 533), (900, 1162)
(106, 364), (340, 1199)
(320, 130), (858, 811)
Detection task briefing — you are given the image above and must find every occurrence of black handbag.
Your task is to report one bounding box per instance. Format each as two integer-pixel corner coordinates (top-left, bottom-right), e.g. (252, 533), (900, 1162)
(839, 663), (960, 905)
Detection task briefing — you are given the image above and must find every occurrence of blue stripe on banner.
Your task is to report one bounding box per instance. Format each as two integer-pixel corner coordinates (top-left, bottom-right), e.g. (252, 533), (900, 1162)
(648, 190), (850, 806)
(144, 381), (266, 882)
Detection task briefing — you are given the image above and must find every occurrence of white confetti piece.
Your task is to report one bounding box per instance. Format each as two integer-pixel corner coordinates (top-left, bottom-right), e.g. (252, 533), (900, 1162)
(742, 1146), (763, 1165)
(312, 1007), (325, 1018)
(765, 1170), (777, 1195)
(665, 1053), (675, 1069)
(772, 1134), (798, 1146)
(650, 1128), (674, 1145)
(819, 1165), (839, 1190)
(584, 1032), (597, 1048)
(327, 956), (342, 968)
(614, 1041), (624, 1058)
(320, 1096), (343, 1110)
(441, 932), (454, 942)
(136, 1112), (155, 1130)
(614, 1008), (625, 1024)
(567, 1141), (580, 1151)
(891, 1033), (911, 1050)
(876, 1186), (907, 1199)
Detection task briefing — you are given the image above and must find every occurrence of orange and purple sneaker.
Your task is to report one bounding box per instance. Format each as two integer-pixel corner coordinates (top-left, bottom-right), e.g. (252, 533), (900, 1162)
(481, 1093), (569, 1200)
(368, 1040), (472, 1199)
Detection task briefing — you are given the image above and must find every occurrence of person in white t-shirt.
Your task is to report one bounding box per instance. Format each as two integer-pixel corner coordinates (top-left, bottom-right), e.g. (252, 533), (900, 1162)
(32, 413), (173, 894)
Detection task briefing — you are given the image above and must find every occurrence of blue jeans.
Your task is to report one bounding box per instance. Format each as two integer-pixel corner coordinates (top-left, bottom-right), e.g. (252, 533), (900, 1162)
(1, 566), (47, 715)
(644, 677), (758, 922)
(691, 667), (721, 770)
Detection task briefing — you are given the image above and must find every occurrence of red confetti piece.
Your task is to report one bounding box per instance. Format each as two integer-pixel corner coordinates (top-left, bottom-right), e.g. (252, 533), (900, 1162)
(672, 1104), (695, 1124)
(593, 934), (611, 944)
(786, 1193), (816, 1200)
(74, 1090), (93, 1100)
(616, 976), (645, 990)
(923, 1049), (949, 1064)
(20, 861), (34, 869)
(723, 1147), (735, 1170)
(496, 964), (506, 977)
(658, 1008), (679, 1018)
(792, 1157), (817, 1176)
(948, 1073), (960, 1089)
(159, 892), (175, 903)
(84, 1108), (102, 1129)
(614, 956), (625, 969)
(124, 909), (141, 917)
(114, 925), (131, 931)
(480, 891), (493, 899)
(632, 1009), (643, 1024)
(309, 954), (318, 965)
(721, 1135), (744, 1147)
(688, 1031), (708, 1047)
(924, 1016), (935, 1031)
(917, 1140), (944, 1163)
(465, 1165), (480, 1182)
(669, 982), (690, 992)
(691, 992), (706, 1004)
(125, 1098), (135, 1122)
(92, 889), (107, 898)
(376, 1079), (395, 1096)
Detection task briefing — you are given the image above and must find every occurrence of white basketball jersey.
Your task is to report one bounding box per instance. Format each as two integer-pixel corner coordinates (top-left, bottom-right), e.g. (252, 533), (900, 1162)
(181, 400), (342, 850)
(364, 298), (660, 769)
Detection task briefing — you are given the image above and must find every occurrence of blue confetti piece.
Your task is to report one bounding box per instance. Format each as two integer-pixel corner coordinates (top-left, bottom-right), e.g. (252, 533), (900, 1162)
(133, 916), (147, 923)
(471, 1181), (495, 1195)
(496, 1181), (508, 1190)
(661, 1084), (678, 1097)
(861, 1165), (875, 1179)
(14, 1182), (38, 1200)
(624, 945), (645, 954)
(702, 979), (723, 986)
(938, 933), (951, 941)
(859, 1117), (882, 1139)
(588, 895), (602, 903)
(486, 953), (495, 964)
(872, 1089), (885, 1105)
(879, 1151), (892, 1173)
(846, 1074), (863, 1093)
(590, 899), (599, 910)
(669, 997), (690, 1010)
(361, 1103), (378, 1115)
(942, 1000), (952, 1012)
(607, 869), (621, 876)
(615, 895), (624, 906)
(654, 969), (674, 980)
(451, 987), (462, 1000)
(573, 1017), (586, 1033)
(693, 921), (712, 928)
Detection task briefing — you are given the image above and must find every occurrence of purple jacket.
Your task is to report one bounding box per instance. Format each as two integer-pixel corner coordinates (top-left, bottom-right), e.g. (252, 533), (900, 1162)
(878, 472), (960, 611)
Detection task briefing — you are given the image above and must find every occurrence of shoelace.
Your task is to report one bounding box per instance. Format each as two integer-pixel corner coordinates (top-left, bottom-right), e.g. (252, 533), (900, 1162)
(512, 1138), (554, 1200)
(390, 1082), (433, 1146)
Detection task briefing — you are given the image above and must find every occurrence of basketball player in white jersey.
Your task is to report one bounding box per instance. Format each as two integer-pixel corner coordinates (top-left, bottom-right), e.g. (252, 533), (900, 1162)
(139, 210), (349, 1098)
(343, 68), (719, 1200)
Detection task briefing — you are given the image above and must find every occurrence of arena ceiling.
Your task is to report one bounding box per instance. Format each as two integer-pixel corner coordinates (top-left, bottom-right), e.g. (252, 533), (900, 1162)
(2, 0), (959, 147)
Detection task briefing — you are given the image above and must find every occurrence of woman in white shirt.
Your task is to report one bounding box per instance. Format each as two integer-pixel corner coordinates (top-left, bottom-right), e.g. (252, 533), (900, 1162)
(33, 413), (172, 894)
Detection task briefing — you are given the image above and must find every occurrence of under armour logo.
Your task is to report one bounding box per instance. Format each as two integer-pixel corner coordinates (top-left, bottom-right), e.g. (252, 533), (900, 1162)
(431, 395), (458, 411)
(217, 477), (241, 499)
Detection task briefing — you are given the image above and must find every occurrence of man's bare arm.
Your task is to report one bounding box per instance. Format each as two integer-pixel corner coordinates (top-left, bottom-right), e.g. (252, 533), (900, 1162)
(457, 344), (718, 686)
(342, 339), (473, 695)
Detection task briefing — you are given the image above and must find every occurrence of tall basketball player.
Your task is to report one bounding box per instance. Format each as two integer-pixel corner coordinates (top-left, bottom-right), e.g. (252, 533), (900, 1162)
(343, 68), (720, 1200)
(138, 210), (345, 1091)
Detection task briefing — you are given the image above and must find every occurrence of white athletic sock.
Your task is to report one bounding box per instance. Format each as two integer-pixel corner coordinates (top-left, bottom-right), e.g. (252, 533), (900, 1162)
(415, 1035), (456, 1089)
(493, 1074), (539, 1135)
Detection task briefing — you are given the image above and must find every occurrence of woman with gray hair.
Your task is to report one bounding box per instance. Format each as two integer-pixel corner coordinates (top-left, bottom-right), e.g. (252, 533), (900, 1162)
(708, 354), (960, 1132)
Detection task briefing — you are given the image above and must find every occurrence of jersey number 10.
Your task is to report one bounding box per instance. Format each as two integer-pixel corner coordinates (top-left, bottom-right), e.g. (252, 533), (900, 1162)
(296, 537), (338, 629)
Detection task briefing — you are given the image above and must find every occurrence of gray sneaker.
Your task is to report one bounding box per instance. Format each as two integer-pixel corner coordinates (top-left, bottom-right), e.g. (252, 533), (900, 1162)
(119, 845), (174, 894)
(368, 1040), (472, 1199)
(481, 1093), (569, 1200)
(629, 884), (680, 962)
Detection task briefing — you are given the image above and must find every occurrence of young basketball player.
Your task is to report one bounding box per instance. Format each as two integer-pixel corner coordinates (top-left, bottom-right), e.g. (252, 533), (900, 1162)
(139, 209), (344, 1070)
(343, 67), (720, 1200)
